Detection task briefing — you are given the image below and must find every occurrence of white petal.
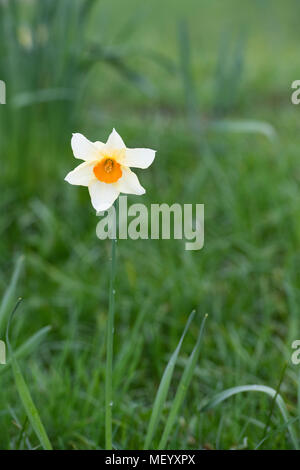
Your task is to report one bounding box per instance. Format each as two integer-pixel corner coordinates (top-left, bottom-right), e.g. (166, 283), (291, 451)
(94, 141), (106, 151)
(71, 133), (99, 161)
(88, 179), (120, 212)
(106, 128), (125, 150)
(123, 148), (156, 169)
(117, 167), (145, 195)
(64, 161), (95, 186)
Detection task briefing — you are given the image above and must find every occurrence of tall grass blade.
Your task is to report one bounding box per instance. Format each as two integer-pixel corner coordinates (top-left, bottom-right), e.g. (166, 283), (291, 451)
(144, 310), (195, 449)
(114, 301), (150, 389)
(177, 20), (198, 121)
(6, 299), (52, 450)
(213, 31), (246, 115)
(158, 313), (208, 449)
(298, 369), (300, 435)
(261, 362), (287, 444)
(0, 255), (24, 335)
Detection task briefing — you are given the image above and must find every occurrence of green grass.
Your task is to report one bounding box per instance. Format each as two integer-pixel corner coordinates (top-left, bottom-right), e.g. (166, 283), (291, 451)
(1, 0), (300, 450)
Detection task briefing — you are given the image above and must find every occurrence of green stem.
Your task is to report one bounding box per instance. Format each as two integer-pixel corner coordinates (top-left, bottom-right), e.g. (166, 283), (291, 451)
(105, 217), (117, 450)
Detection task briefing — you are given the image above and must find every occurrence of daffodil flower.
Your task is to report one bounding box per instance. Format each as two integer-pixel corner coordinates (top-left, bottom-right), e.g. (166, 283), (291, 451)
(65, 129), (156, 212)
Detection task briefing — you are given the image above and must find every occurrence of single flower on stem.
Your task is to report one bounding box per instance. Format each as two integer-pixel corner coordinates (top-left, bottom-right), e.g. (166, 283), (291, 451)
(64, 128), (156, 450)
(65, 128), (156, 211)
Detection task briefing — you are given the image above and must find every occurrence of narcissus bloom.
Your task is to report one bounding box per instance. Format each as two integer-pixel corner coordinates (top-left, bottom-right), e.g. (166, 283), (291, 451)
(65, 129), (156, 212)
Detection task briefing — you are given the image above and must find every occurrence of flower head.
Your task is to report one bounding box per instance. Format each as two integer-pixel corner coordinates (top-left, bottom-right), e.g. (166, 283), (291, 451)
(65, 129), (156, 212)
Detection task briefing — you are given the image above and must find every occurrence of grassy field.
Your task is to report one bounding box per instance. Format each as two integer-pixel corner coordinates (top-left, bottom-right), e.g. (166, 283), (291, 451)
(1, 0), (300, 450)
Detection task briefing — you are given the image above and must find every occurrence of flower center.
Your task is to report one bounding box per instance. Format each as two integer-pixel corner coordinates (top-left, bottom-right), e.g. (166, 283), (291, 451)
(104, 159), (113, 173)
(93, 157), (122, 184)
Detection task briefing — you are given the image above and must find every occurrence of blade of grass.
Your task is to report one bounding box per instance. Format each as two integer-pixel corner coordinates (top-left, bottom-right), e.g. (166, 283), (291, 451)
(9, 406), (33, 450)
(213, 30), (246, 115)
(105, 233), (117, 450)
(0, 325), (51, 375)
(158, 313), (208, 449)
(12, 88), (74, 108)
(144, 310), (195, 449)
(200, 384), (298, 450)
(261, 362), (287, 443)
(16, 416), (29, 450)
(298, 368), (300, 435)
(210, 119), (276, 141)
(255, 416), (299, 450)
(178, 20), (198, 119)
(0, 255), (24, 335)
(114, 300), (151, 389)
(6, 299), (52, 450)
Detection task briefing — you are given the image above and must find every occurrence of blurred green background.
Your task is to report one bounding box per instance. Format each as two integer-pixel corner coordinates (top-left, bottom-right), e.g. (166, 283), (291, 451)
(1, 0), (300, 450)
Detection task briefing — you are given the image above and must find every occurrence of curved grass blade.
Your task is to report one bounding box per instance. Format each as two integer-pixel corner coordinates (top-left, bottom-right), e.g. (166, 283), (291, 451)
(6, 299), (52, 450)
(144, 310), (196, 449)
(12, 88), (74, 108)
(200, 384), (298, 450)
(0, 325), (51, 375)
(158, 313), (208, 449)
(0, 255), (24, 335)
(210, 119), (276, 141)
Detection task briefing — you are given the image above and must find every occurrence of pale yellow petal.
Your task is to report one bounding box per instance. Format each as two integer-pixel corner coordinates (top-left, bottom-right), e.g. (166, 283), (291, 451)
(88, 179), (120, 211)
(123, 148), (156, 169)
(64, 161), (95, 186)
(106, 128), (126, 150)
(71, 133), (99, 161)
(117, 167), (145, 195)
